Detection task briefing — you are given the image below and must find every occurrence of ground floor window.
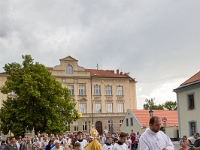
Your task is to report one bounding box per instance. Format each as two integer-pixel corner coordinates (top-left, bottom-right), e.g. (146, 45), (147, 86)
(189, 121), (196, 136)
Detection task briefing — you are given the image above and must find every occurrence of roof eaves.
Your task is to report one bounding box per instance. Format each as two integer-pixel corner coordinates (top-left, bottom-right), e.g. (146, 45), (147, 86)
(174, 80), (200, 92)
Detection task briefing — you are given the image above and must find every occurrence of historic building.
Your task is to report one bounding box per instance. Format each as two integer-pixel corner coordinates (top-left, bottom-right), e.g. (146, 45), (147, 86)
(174, 71), (200, 139)
(0, 56), (137, 135)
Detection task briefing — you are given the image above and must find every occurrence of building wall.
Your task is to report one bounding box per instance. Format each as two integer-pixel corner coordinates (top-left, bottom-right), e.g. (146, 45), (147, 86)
(176, 86), (200, 138)
(0, 74), (8, 108)
(120, 110), (142, 134)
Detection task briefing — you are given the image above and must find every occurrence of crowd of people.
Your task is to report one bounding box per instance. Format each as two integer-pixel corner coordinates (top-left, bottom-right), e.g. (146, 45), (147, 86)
(0, 130), (140, 150)
(3, 116), (200, 150)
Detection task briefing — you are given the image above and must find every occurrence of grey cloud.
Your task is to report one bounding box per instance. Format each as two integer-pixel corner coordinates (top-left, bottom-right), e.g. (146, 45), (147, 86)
(1, 0), (200, 108)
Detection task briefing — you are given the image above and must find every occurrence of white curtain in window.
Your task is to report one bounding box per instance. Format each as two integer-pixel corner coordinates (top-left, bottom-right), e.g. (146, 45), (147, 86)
(117, 86), (123, 95)
(106, 103), (113, 112)
(95, 104), (101, 113)
(118, 103), (124, 112)
(67, 85), (74, 95)
(66, 65), (73, 74)
(106, 86), (112, 95)
(79, 85), (86, 95)
(80, 103), (86, 113)
(94, 85), (100, 95)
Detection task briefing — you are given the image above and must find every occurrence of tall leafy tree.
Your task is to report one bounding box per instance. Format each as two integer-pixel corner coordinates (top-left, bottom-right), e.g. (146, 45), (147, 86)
(143, 98), (164, 110)
(0, 55), (80, 136)
(163, 101), (177, 110)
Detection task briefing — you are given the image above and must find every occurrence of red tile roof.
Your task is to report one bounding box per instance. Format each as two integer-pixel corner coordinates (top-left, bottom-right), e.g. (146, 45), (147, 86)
(132, 109), (178, 127)
(181, 71), (200, 86)
(86, 69), (130, 78)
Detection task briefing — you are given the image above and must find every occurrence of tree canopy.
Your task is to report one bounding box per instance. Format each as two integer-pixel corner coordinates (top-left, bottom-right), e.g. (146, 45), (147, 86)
(0, 55), (80, 136)
(143, 98), (177, 110)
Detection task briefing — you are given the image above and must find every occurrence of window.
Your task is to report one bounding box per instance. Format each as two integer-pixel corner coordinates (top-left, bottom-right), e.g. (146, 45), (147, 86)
(106, 103), (113, 113)
(106, 86), (112, 95)
(95, 104), (101, 113)
(189, 121), (196, 136)
(82, 121), (87, 131)
(66, 65), (73, 74)
(94, 85), (101, 95)
(120, 120), (123, 127)
(74, 121), (78, 131)
(126, 118), (129, 126)
(67, 85), (74, 95)
(118, 103), (124, 113)
(66, 122), (70, 131)
(130, 118), (133, 126)
(79, 85), (86, 95)
(188, 94), (195, 110)
(80, 103), (87, 113)
(117, 86), (123, 95)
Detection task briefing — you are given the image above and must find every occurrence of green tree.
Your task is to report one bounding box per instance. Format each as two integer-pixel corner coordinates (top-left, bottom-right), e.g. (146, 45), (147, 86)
(163, 101), (177, 110)
(143, 98), (164, 110)
(0, 55), (80, 136)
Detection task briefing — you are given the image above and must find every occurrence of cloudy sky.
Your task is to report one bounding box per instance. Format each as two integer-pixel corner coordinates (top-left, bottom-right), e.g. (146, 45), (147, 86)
(1, 0), (200, 109)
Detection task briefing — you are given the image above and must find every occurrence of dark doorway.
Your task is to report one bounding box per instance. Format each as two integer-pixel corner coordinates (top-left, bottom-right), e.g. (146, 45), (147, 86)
(95, 121), (103, 135)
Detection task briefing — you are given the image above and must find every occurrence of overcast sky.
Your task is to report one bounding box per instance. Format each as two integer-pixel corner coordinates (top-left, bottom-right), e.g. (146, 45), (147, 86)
(1, 0), (200, 109)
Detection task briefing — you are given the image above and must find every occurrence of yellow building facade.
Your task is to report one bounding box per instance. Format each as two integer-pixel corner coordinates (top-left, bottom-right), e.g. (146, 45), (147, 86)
(0, 56), (137, 135)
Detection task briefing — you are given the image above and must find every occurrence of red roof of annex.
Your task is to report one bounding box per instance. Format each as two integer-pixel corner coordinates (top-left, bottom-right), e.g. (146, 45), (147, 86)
(132, 109), (178, 127)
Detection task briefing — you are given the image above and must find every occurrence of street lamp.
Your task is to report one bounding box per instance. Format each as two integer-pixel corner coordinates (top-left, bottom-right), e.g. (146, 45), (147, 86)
(149, 109), (153, 117)
(110, 117), (114, 134)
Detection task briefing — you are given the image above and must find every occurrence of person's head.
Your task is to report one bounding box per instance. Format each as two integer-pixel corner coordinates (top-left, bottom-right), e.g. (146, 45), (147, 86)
(27, 138), (31, 144)
(9, 137), (16, 144)
(1, 140), (5, 145)
(149, 116), (161, 133)
(44, 136), (47, 141)
(34, 138), (37, 142)
(119, 132), (128, 143)
(137, 132), (139, 135)
(88, 136), (94, 143)
(194, 133), (199, 139)
(54, 140), (60, 148)
(127, 136), (130, 140)
(77, 131), (83, 140)
(74, 143), (81, 150)
(48, 140), (53, 146)
(182, 136), (187, 141)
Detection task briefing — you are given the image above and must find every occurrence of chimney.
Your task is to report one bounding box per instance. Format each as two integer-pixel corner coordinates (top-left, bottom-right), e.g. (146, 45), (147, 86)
(116, 69), (119, 74)
(120, 72), (123, 75)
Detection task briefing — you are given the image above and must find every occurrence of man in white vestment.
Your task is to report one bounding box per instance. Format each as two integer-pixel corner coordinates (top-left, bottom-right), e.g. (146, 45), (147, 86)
(112, 132), (129, 150)
(138, 116), (174, 150)
(75, 131), (87, 150)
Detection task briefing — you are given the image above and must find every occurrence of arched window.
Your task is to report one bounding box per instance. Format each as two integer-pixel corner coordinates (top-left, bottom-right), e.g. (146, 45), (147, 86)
(66, 65), (73, 74)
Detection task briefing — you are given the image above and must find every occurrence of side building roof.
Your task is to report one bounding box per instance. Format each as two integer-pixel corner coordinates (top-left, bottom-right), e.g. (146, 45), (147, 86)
(131, 109), (178, 127)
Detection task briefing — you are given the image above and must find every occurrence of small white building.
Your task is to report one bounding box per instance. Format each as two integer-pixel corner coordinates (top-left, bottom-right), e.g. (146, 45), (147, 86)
(174, 71), (200, 138)
(120, 109), (178, 140)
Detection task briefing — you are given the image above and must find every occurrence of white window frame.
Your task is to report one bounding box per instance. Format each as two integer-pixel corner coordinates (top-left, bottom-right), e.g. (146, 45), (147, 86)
(95, 103), (101, 113)
(94, 85), (101, 95)
(79, 85), (86, 95)
(82, 121), (87, 131)
(66, 85), (74, 95)
(73, 121), (78, 131)
(105, 86), (112, 95)
(80, 103), (87, 114)
(106, 103), (113, 113)
(118, 103), (124, 113)
(66, 65), (73, 74)
(117, 86), (123, 95)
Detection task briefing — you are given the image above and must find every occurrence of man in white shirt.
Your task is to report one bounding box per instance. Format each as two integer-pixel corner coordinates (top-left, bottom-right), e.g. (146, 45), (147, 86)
(138, 116), (174, 150)
(75, 131), (87, 150)
(112, 132), (129, 150)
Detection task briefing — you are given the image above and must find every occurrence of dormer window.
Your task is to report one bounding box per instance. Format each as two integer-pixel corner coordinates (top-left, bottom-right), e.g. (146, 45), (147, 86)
(66, 65), (73, 74)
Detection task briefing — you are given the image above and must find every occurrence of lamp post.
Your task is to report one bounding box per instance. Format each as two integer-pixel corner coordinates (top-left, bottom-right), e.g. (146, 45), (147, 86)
(149, 109), (153, 117)
(110, 117), (114, 134)
(88, 120), (91, 135)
